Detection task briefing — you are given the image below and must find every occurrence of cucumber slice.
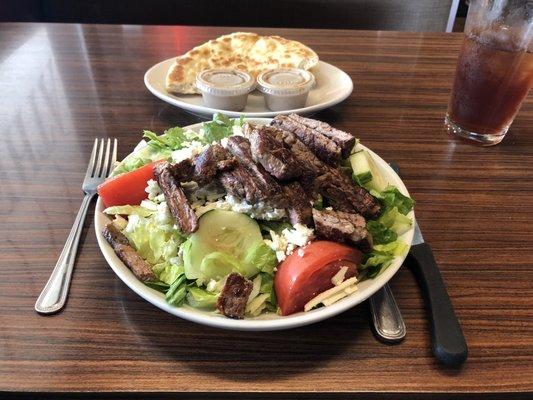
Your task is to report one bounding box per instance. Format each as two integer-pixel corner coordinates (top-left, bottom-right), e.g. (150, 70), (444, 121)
(349, 150), (387, 191)
(183, 210), (263, 281)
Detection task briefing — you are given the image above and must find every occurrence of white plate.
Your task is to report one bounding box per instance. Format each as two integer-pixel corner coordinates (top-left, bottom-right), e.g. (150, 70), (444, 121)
(144, 59), (353, 118)
(95, 118), (414, 331)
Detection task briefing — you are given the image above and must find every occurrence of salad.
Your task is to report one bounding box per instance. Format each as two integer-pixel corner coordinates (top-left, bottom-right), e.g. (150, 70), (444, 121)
(99, 113), (414, 319)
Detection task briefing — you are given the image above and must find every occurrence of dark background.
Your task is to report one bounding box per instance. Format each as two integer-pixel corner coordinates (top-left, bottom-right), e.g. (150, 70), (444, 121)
(2, 0), (469, 30)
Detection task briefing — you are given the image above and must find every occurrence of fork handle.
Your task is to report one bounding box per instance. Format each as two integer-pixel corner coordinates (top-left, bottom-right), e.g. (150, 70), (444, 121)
(35, 193), (95, 314)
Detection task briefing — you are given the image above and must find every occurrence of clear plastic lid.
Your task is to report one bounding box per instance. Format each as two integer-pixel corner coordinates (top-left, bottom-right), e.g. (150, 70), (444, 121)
(196, 69), (255, 96)
(257, 68), (315, 96)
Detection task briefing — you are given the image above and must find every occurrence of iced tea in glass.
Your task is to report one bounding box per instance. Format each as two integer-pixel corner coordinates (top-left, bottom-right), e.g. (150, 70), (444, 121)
(446, 0), (533, 145)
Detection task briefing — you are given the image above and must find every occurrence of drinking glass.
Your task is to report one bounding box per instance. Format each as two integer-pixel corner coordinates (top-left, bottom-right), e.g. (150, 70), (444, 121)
(445, 0), (533, 145)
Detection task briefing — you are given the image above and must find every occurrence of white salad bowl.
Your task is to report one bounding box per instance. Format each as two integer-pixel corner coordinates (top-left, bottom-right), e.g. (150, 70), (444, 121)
(94, 118), (414, 331)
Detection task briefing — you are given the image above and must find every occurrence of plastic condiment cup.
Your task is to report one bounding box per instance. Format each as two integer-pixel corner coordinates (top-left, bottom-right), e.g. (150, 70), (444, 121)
(257, 68), (315, 111)
(196, 69), (255, 111)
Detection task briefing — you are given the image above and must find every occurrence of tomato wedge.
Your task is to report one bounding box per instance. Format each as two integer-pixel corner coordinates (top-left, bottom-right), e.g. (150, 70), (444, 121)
(274, 241), (362, 316)
(97, 161), (162, 208)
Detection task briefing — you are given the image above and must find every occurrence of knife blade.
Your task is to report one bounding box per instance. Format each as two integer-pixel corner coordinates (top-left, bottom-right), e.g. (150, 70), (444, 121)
(409, 217), (468, 366)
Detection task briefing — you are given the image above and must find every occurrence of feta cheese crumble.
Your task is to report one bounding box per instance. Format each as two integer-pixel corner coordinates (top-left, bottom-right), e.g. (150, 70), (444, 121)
(264, 223), (315, 262)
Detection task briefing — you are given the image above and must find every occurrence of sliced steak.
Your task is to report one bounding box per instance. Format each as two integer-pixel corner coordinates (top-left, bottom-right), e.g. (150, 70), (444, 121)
(219, 164), (264, 203)
(102, 223), (156, 281)
(224, 136), (286, 207)
(154, 162), (198, 233)
(272, 115), (342, 165)
(217, 273), (253, 319)
(267, 125), (327, 178)
(192, 144), (235, 185)
(287, 114), (356, 158)
(168, 158), (194, 182)
(283, 181), (313, 226)
(248, 125), (302, 181)
(314, 169), (381, 219)
(312, 209), (372, 252)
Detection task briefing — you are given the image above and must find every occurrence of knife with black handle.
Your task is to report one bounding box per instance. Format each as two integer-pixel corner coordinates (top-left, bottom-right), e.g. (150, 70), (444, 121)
(388, 161), (467, 366)
(408, 224), (468, 366)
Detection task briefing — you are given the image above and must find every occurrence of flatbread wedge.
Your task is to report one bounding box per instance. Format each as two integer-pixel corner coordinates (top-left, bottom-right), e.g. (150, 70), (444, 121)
(165, 32), (319, 95)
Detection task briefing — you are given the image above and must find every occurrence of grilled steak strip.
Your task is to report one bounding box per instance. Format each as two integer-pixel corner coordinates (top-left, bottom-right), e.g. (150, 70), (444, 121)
(102, 223), (156, 281)
(192, 144), (235, 185)
(272, 115), (342, 165)
(217, 273), (253, 319)
(283, 181), (313, 226)
(312, 209), (372, 252)
(167, 158), (194, 182)
(247, 125), (302, 181)
(287, 114), (356, 158)
(224, 136), (287, 207)
(154, 162), (198, 233)
(314, 169), (381, 219)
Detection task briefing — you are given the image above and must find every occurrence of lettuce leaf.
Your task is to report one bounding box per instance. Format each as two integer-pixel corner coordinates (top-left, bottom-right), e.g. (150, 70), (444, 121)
(199, 251), (244, 281)
(243, 242), (277, 274)
(112, 126), (204, 175)
(371, 186), (415, 215)
(123, 213), (184, 265)
(361, 241), (408, 278)
(166, 273), (188, 306)
(378, 207), (412, 235)
(259, 273), (277, 309)
(153, 262), (184, 286)
(366, 220), (397, 245)
(186, 287), (218, 308)
(142, 126), (188, 150)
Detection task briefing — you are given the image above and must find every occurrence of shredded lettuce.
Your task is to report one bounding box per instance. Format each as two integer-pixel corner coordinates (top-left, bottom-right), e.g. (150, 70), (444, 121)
(103, 205), (155, 217)
(123, 213), (184, 265)
(243, 242), (277, 274)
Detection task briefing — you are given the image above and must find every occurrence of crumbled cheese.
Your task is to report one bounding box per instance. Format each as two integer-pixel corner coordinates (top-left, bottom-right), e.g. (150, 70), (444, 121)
(297, 248), (305, 257)
(331, 266), (349, 286)
(155, 201), (172, 224)
(145, 179), (162, 201)
(325, 206), (333, 211)
(226, 195), (286, 220)
(282, 224), (314, 247)
(232, 124), (244, 137)
(171, 140), (207, 163)
(265, 224), (314, 262)
(304, 277), (358, 312)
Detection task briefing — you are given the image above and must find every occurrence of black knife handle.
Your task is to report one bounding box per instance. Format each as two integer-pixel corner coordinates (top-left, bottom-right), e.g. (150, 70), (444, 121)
(408, 243), (468, 366)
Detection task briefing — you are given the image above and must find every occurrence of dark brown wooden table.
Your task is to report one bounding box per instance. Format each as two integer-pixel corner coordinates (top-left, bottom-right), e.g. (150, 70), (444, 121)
(0, 23), (532, 399)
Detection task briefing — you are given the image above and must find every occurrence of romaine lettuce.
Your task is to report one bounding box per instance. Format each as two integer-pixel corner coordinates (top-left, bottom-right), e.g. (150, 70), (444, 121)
(371, 186), (415, 215)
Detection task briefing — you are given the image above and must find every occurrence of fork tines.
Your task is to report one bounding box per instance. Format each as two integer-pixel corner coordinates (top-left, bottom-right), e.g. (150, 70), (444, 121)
(86, 138), (118, 179)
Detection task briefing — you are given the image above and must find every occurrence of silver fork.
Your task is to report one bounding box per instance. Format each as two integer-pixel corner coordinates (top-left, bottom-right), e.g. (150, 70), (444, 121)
(35, 138), (117, 314)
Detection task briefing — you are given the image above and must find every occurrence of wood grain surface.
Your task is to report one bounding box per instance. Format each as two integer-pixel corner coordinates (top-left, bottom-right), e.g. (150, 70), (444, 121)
(0, 23), (532, 398)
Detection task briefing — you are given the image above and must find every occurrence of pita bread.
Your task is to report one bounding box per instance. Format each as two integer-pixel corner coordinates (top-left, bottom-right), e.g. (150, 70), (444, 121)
(165, 32), (319, 95)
